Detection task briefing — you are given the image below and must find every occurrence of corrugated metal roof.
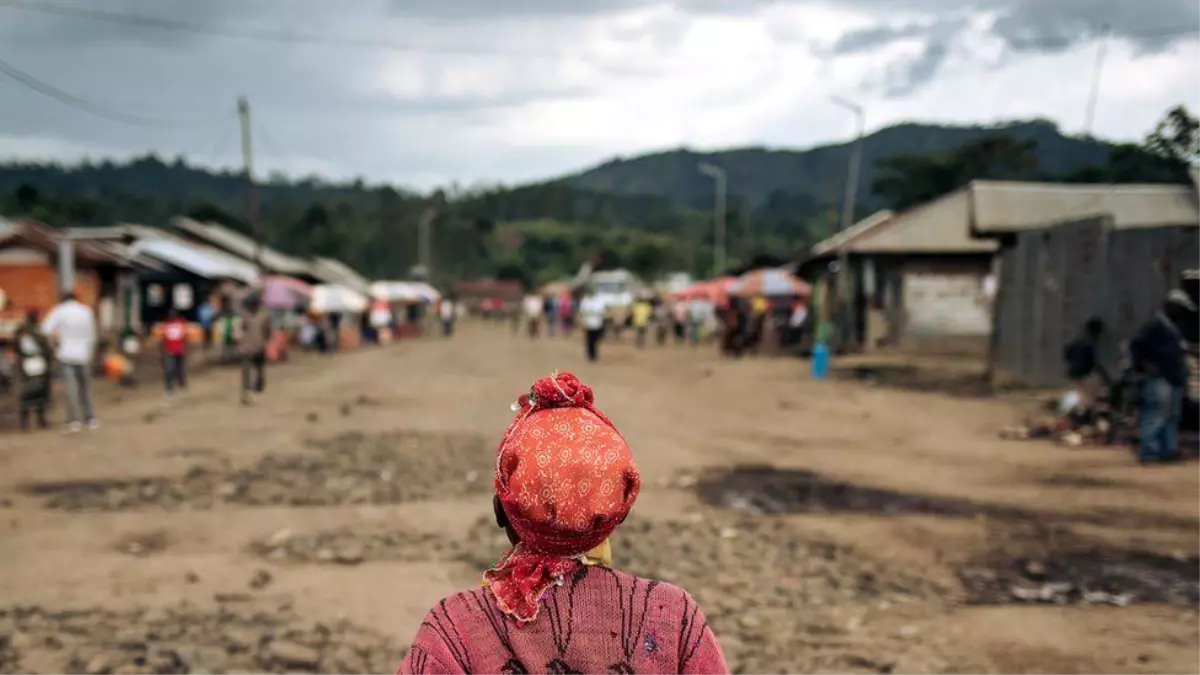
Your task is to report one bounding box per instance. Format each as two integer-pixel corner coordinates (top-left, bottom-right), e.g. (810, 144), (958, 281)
(810, 210), (893, 257)
(311, 256), (370, 294)
(969, 180), (1199, 234)
(66, 223), (166, 242)
(808, 180), (1198, 257)
(0, 219), (125, 264)
(840, 189), (997, 255)
(131, 238), (259, 284)
(171, 217), (312, 276)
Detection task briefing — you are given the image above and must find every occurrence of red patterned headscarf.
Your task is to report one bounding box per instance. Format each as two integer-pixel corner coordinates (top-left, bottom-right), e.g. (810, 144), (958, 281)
(483, 372), (641, 623)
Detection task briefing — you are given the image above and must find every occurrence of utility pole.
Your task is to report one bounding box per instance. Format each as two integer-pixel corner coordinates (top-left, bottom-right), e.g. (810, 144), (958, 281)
(831, 95), (864, 347)
(740, 198), (753, 264)
(698, 162), (727, 277)
(416, 206), (437, 281)
(1083, 23), (1110, 137)
(237, 95), (263, 272)
(57, 233), (74, 295)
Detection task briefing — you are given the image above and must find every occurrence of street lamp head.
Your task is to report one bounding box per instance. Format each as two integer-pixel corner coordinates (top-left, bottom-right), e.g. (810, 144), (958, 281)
(697, 162), (724, 179)
(829, 95), (863, 116)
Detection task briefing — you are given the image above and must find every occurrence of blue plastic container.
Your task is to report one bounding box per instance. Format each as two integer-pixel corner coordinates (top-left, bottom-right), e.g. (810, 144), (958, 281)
(811, 342), (830, 380)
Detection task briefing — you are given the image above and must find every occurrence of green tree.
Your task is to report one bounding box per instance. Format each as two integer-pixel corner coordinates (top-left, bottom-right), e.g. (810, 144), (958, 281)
(14, 183), (39, 212)
(1145, 105), (1199, 165)
(872, 136), (1038, 210)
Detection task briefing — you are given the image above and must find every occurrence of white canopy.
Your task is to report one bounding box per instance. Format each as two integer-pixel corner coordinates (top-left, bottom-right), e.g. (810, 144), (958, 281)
(311, 284), (368, 314)
(370, 281), (441, 303)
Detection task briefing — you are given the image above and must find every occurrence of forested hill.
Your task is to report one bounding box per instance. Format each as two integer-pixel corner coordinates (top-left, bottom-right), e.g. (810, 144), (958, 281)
(0, 113), (1192, 284)
(566, 119), (1114, 210)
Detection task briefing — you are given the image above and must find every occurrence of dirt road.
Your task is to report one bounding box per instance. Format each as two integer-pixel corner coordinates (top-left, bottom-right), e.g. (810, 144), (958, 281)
(2, 324), (1197, 674)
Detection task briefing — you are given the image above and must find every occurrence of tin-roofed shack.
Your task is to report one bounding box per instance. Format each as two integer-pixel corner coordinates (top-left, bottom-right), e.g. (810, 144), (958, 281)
(802, 180), (1200, 357)
(0, 218), (124, 342)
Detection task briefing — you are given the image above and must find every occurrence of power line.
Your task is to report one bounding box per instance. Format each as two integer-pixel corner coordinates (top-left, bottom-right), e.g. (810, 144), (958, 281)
(0, 54), (220, 127)
(0, 0), (541, 56)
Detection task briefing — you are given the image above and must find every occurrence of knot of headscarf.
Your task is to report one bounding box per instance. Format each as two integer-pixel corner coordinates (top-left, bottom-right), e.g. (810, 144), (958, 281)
(485, 371), (640, 623)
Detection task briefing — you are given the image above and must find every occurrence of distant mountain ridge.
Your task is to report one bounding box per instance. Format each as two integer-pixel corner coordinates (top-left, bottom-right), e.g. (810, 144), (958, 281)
(561, 119), (1114, 211)
(0, 117), (1154, 281)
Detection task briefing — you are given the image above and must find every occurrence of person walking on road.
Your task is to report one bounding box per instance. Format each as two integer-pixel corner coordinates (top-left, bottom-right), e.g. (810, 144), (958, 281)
(41, 291), (98, 433)
(654, 299), (670, 346)
(397, 372), (729, 674)
(239, 296), (271, 406)
(631, 296), (653, 348)
(14, 309), (53, 431)
(687, 297), (707, 346)
(672, 300), (687, 345)
(197, 299), (215, 350)
(1129, 290), (1195, 463)
(440, 297), (457, 338)
(160, 308), (190, 400)
(523, 293), (544, 339)
(544, 294), (559, 338)
(579, 288), (606, 362)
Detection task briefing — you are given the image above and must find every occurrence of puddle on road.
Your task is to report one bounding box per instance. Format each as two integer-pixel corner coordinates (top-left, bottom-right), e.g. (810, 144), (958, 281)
(698, 465), (1199, 611)
(1037, 473), (1130, 489)
(835, 364), (995, 398)
(696, 464), (1029, 520)
(20, 431), (491, 512)
(0, 604), (402, 674)
(960, 546), (1199, 609)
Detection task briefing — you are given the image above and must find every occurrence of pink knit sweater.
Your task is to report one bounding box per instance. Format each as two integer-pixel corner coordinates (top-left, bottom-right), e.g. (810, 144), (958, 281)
(398, 565), (729, 674)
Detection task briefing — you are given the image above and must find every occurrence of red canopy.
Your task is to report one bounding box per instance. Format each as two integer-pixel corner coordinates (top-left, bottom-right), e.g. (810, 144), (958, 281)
(729, 268), (812, 298)
(670, 276), (736, 306)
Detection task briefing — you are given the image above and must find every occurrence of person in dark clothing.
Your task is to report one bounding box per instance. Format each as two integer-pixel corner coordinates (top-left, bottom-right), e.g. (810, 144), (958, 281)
(239, 297), (271, 406)
(1129, 291), (1195, 462)
(1063, 317), (1108, 411)
(14, 309), (53, 431)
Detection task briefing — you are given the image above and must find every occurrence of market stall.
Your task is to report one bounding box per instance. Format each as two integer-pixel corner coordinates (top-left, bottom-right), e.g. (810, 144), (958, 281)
(369, 281), (441, 338)
(311, 284), (368, 351)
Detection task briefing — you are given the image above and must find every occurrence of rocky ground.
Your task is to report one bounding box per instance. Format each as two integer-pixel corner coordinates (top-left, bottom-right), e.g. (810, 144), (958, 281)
(0, 604), (402, 674)
(23, 430), (491, 512)
(1, 325), (1197, 673)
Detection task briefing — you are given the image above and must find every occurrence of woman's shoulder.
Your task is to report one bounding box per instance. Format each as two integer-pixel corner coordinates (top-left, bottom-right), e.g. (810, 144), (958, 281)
(420, 568), (702, 619)
(578, 566), (704, 608)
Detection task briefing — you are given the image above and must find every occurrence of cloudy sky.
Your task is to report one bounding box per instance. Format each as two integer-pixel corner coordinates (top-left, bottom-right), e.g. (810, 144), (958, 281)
(0, 0), (1197, 190)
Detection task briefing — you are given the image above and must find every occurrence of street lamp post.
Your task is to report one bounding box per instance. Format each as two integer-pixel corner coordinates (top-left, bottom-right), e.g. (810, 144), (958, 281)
(830, 95), (865, 348)
(697, 162), (727, 277)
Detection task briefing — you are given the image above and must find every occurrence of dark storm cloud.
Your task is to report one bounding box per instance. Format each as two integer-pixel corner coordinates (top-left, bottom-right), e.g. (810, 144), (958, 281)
(384, 0), (751, 20)
(0, 0), (1195, 188)
(881, 41), (950, 98)
(824, 0), (1198, 54)
(0, 0), (265, 47)
(829, 22), (942, 54)
(820, 0), (1197, 97)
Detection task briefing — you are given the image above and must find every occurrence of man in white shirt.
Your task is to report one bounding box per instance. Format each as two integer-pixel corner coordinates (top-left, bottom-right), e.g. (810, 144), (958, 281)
(578, 289), (607, 362)
(523, 293), (544, 339)
(687, 298), (708, 346)
(439, 298), (456, 338)
(41, 292), (98, 433)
